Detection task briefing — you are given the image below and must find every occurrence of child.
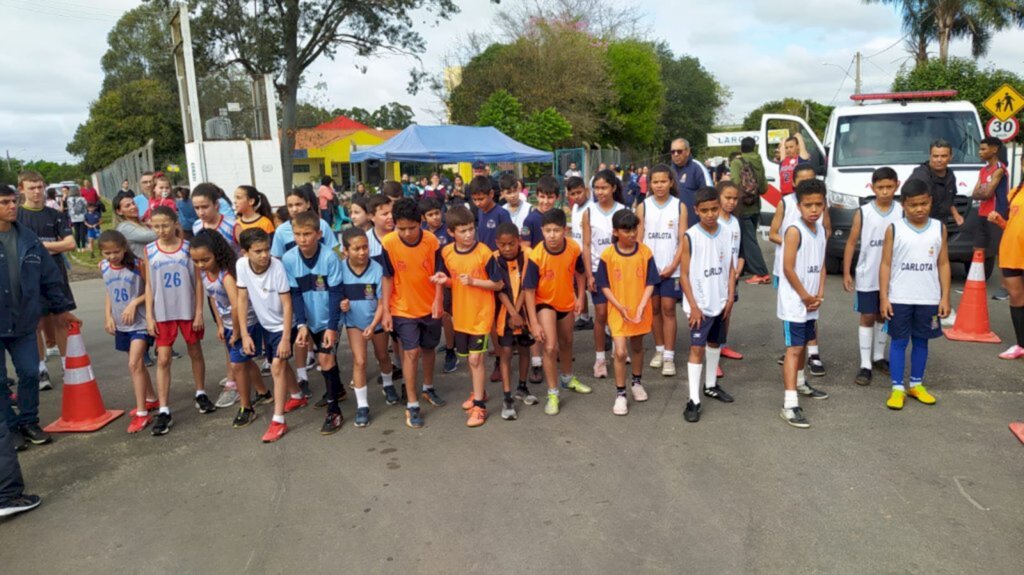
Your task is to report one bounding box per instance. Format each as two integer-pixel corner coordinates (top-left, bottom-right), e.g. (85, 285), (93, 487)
(366, 194), (394, 266)
(581, 169), (626, 378)
(524, 208), (591, 416)
(273, 205), (289, 228)
(233, 185), (276, 244)
(99, 230), (158, 433)
(144, 206), (212, 436)
(433, 206), (505, 427)
(191, 183), (239, 254)
(85, 202), (102, 255)
(349, 196), (371, 232)
(339, 227), (394, 427)
(842, 167), (903, 386)
(493, 222), (538, 413)
(191, 230), (270, 429)
(381, 198), (445, 429)
(470, 175), (511, 251)
(283, 211), (346, 434)
(596, 209), (657, 416)
(235, 228), (306, 442)
(518, 176), (560, 383)
(142, 175), (177, 221)
(715, 181), (746, 366)
(501, 174), (532, 231)
(777, 179), (830, 429)
(679, 187), (736, 423)
(879, 179), (950, 410)
(989, 156), (1024, 358)
(421, 197), (458, 374)
(635, 164), (687, 376)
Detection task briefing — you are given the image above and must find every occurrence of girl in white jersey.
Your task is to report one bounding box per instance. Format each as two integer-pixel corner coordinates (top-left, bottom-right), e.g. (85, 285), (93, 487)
(191, 183), (239, 254)
(715, 181), (746, 370)
(635, 164), (687, 377)
(144, 206), (211, 436)
(99, 230), (157, 434)
(879, 180), (950, 411)
(581, 169), (626, 378)
(842, 168), (903, 386)
(566, 176), (593, 329)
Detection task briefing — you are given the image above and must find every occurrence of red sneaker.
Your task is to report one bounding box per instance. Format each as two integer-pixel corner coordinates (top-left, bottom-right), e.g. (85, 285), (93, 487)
(126, 414), (153, 434)
(130, 400), (160, 417)
(720, 346), (743, 360)
(262, 421), (289, 443)
(716, 365), (724, 378)
(284, 396), (308, 413)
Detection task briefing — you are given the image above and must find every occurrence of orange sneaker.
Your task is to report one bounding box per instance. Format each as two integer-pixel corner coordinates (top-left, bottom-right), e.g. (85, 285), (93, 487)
(466, 406), (487, 427)
(284, 396), (308, 413)
(461, 392), (488, 410)
(262, 420), (289, 443)
(126, 414), (152, 434)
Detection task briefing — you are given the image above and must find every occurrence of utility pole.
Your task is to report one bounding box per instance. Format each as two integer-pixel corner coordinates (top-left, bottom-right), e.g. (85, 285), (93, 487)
(854, 51), (862, 95)
(5, 149), (11, 173)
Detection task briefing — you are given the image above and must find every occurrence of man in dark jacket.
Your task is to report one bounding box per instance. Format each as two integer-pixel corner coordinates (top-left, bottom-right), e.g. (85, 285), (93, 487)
(669, 138), (709, 226)
(908, 139), (964, 227)
(0, 183), (79, 518)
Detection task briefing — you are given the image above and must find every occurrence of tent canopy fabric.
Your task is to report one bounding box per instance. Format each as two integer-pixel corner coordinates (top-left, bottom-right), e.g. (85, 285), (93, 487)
(349, 125), (553, 164)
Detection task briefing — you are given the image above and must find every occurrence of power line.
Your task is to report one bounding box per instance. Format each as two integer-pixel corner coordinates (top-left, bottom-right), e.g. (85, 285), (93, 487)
(864, 31), (912, 60)
(0, 0), (120, 22)
(828, 56), (856, 106)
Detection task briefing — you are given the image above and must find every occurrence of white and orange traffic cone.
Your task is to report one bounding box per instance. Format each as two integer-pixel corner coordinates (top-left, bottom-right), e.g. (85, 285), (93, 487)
(944, 248), (1001, 344)
(44, 322), (123, 433)
(1010, 422), (1024, 445)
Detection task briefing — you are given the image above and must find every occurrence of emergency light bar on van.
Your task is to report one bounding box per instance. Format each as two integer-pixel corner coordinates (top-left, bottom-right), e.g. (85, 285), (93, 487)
(850, 90), (959, 102)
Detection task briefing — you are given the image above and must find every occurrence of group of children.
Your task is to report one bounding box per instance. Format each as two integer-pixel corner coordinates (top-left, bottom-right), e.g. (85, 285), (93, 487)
(96, 163), (953, 441)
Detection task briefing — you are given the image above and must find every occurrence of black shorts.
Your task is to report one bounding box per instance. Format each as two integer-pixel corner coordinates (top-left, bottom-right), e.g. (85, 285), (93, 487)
(454, 331), (489, 356)
(537, 303), (570, 322)
(307, 329), (338, 355)
(1002, 267), (1023, 278)
(498, 328), (535, 348)
(972, 216), (1002, 253)
(443, 287), (453, 316)
(393, 315), (442, 351)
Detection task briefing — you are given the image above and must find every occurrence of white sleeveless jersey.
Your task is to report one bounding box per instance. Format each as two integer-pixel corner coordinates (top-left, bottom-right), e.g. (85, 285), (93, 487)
(889, 218), (943, 305)
(719, 214), (741, 270)
(773, 194), (801, 278)
(586, 202), (626, 272)
(100, 261), (148, 332)
(193, 215), (240, 255)
(367, 228), (384, 259)
(570, 198), (591, 246)
(643, 195), (682, 277)
(504, 203), (531, 231)
(682, 223), (732, 317)
(202, 270), (256, 331)
(855, 201), (904, 292)
(146, 240), (197, 322)
(776, 221), (826, 322)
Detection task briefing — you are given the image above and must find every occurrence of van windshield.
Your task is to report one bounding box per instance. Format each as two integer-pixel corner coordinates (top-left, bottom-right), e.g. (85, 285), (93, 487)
(833, 111), (981, 167)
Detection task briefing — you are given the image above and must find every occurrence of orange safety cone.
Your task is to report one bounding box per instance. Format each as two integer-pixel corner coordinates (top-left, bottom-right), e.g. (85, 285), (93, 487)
(1010, 422), (1024, 445)
(944, 248), (1001, 344)
(44, 323), (123, 432)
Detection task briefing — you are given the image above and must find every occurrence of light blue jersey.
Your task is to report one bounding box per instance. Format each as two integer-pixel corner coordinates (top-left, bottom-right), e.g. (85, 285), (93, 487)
(271, 218), (337, 258)
(282, 245), (344, 333)
(339, 259), (384, 331)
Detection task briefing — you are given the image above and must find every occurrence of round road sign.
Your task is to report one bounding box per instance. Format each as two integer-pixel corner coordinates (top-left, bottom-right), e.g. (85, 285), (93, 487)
(986, 117), (1019, 142)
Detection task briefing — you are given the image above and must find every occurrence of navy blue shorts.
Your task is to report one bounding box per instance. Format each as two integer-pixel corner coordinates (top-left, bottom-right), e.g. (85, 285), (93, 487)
(498, 327), (535, 348)
(262, 327), (297, 361)
(855, 290), (880, 315)
(590, 286), (607, 305)
(689, 314), (725, 347)
(223, 327), (261, 364)
(114, 330), (152, 353)
(393, 315), (442, 351)
(657, 277), (682, 299)
(782, 320), (817, 348)
(888, 304), (942, 340)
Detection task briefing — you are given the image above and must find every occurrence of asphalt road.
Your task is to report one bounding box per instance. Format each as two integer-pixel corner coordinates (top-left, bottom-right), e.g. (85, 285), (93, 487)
(2, 251), (1022, 574)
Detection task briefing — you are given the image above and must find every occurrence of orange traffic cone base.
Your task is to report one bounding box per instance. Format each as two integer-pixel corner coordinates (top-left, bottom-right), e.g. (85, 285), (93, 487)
(44, 409), (124, 433)
(943, 326), (1001, 343)
(1010, 422), (1024, 445)
(44, 322), (124, 433)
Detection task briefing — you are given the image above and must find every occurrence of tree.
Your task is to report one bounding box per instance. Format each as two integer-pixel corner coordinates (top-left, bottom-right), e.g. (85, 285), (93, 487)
(476, 90), (572, 151)
(195, 0), (468, 190)
(493, 0), (643, 40)
(656, 43), (729, 155)
(476, 90), (523, 137)
(892, 57), (1024, 125)
(369, 102), (415, 130)
(741, 98), (834, 139)
(99, 3), (178, 94)
(603, 40), (665, 149)
(294, 102), (336, 128)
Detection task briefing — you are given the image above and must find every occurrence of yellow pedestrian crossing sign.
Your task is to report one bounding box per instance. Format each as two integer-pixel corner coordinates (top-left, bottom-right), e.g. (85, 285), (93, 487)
(983, 84), (1024, 121)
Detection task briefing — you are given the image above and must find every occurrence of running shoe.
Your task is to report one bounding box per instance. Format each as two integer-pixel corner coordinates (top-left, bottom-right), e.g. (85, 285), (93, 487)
(908, 385), (936, 405)
(126, 414), (152, 434)
(129, 399), (160, 417)
(20, 424), (50, 445)
(720, 346), (744, 360)
(630, 383), (648, 402)
(315, 392), (332, 409)
(284, 396), (308, 413)
(501, 399), (517, 420)
(529, 364), (543, 384)
(574, 317), (593, 331)
(593, 358), (608, 379)
(855, 368), (872, 386)
(683, 400), (701, 422)
(613, 394), (628, 416)
(808, 354), (826, 376)
(218, 377), (229, 388)
(38, 370), (52, 391)
(998, 345), (1024, 360)
(777, 354), (785, 366)
(649, 351), (663, 369)
(522, 388), (538, 405)
(215, 388), (239, 408)
(260, 361), (271, 376)
(406, 406), (424, 428)
(443, 350), (459, 373)
(544, 393), (560, 415)
(717, 365), (724, 378)
(993, 287), (1010, 301)
(490, 359), (501, 382)
(467, 405), (487, 427)
(354, 407), (370, 428)
(780, 406), (810, 428)
(561, 376), (592, 394)
(45, 346), (60, 358)
(383, 385), (400, 405)
(298, 378), (311, 398)
(703, 385), (734, 403)
(0, 494), (42, 518)
(661, 360), (676, 377)
(462, 392), (488, 410)
(744, 274), (771, 285)
(232, 407), (257, 428)
(253, 391), (273, 406)
(194, 393), (217, 414)
(422, 388), (447, 407)
(872, 359), (891, 374)
(797, 383), (829, 399)
(886, 389), (906, 410)
(320, 413), (343, 435)
(305, 353), (317, 370)
(151, 412), (173, 436)
(513, 386), (526, 401)
(262, 421), (288, 443)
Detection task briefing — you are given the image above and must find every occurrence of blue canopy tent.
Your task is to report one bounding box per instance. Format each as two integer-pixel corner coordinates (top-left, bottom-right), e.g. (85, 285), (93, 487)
(350, 125), (553, 164)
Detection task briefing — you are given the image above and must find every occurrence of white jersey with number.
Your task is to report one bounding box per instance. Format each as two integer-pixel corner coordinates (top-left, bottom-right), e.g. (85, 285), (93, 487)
(719, 214), (741, 270)
(504, 203), (531, 231)
(202, 270), (256, 331)
(101, 261), (148, 332)
(889, 218), (943, 305)
(570, 198), (590, 247)
(586, 202), (625, 273)
(773, 194), (801, 278)
(855, 201), (904, 292)
(643, 195), (682, 277)
(776, 220), (826, 322)
(682, 223), (732, 317)
(146, 240), (197, 322)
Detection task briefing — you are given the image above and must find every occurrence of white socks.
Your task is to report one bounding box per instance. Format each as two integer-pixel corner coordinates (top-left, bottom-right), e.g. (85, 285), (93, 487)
(272, 414), (285, 424)
(808, 344), (819, 356)
(531, 356), (542, 367)
(381, 371), (393, 387)
(784, 390), (799, 409)
(705, 347), (721, 389)
(858, 326), (873, 369)
(663, 350), (675, 363)
(797, 370), (806, 389)
(354, 386), (368, 408)
(596, 351), (606, 362)
(296, 367), (308, 381)
(687, 362), (702, 403)
(655, 345), (665, 354)
(872, 323), (887, 361)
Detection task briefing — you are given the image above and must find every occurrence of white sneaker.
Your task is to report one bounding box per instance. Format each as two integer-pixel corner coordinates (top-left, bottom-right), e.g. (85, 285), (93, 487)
(661, 360), (676, 377)
(215, 388), (239, 408)
(593, 358), (608, 378)
(941, 309), (956, 327)
(45, 346), (60, 358)
(218, 377), (230, 388)
(613, 394), (628, 415)
(39, 371), (52, 391)
(649, 351), (663, 369)
(631, 383), (648, 402)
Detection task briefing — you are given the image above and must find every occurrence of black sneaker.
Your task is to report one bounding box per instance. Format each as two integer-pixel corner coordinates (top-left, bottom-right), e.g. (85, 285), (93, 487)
(38, 370), (52, 391)
(143, 353), (154, 368)
(797, 383), (829, 399)
(315, 392), (332, 409)
(406, 406), (424, 428)
(993, 287), (1010, 301)
(780, 406), (810, 428)
(443, 350), (459, 373)
(855, 368), (872, 386)
(320, 412), (343, 435)
(703, 385), (734, 403)
(392, 368), (403, 382)
(232, 407), (257, 428)
(529, 364), (543, 384)
(808, 354), (826, 376)
(252, 391), (273, 406)
(298, 378), (311, 398)
(10, 431), (28, 452)
(573, 317), (593, 331)
(0, 494), (42, 517)
(171, 348), (183, 359)
(354, 407), (370, 428)
(872, 359), (890, 375)
(777, 354), (785, 366)
(382, 385), (400, 405)
(683, 400), (702, 422)
(151, 412), (173, 436)
(20, 423), (52, 445)
(260, 361), (271, 376)
(194, 393), (217, 414)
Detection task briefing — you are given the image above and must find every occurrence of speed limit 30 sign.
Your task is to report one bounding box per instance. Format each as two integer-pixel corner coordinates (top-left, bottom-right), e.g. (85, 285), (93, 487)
(986, 117), (1019, 142)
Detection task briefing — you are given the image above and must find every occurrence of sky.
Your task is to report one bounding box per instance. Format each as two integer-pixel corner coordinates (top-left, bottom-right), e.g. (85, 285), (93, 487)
(3, 0), (1024, 164)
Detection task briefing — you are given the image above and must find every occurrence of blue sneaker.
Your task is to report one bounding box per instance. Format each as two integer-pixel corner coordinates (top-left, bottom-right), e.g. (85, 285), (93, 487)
(382, 385), (399, 405)
(354, 407), (370, 427)
(421, 388), (447, 407)
(406, 406), (424, 428)
(443, 350), (459, 373)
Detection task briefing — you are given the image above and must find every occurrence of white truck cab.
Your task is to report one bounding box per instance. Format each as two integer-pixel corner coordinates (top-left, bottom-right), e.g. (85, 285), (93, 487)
(758, 92), (984, 273)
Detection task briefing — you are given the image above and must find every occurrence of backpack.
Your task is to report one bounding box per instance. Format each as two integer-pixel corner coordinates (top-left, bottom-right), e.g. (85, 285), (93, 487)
(737, 158), (761, 206)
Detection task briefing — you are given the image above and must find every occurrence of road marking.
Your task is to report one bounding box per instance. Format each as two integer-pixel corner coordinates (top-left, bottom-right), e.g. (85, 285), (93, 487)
(952, 476), (989, 511)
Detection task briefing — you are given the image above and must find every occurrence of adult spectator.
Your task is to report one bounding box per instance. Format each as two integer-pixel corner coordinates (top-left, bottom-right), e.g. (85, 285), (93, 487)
(423, 173), (448, 202)
(563, 161), (582, 181)
(909, 139), (964, 227)
(113, 191), (157, 260)
(622, 166), (641, 208)
(174, 186), (198, 239)
(638, 166), (649, 198)
(66, 187), (88, 252)
(119, 179), (134, 196)
(471, 160), (501, 202)
(779, 134), (811, 195)
(730, 137), (772, 284)
(134, 171), (155, 219)
(318, 176), (336, 226)
(79, 179), (99, 206)
(668, 138), (710, 226)
(0, 183), (79, 517)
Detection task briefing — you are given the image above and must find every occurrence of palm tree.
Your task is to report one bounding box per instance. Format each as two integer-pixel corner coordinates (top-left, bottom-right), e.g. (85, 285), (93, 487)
(867, 0), (1024, 63)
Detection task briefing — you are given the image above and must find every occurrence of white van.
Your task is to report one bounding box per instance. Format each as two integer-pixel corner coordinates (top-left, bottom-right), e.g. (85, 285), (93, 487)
(757, 93), (984, 274)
